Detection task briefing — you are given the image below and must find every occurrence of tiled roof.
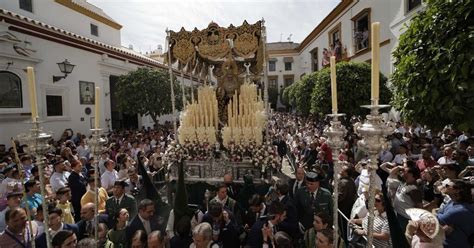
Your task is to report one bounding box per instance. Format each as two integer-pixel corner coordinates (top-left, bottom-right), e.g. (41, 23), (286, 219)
(0, 8), (164, 67)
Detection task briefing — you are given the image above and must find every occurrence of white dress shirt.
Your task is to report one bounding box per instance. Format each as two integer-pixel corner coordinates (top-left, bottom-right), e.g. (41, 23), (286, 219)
(138, 214), (151, 234)
(50, 172), (67, 192)
(101, 170), (118, 190)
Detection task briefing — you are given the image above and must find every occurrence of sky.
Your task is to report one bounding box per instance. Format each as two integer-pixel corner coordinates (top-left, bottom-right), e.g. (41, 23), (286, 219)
(88, 0), (340, 52)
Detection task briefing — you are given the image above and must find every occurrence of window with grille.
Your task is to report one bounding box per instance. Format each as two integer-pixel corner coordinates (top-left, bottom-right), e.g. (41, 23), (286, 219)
(46, 95), (63, 116)
(19, 0), (33, 12)
(0, 71), (22, 108)
(269, 61), (276, 71)
(353, 9), (370, 53)
(91, 24), (99, 36)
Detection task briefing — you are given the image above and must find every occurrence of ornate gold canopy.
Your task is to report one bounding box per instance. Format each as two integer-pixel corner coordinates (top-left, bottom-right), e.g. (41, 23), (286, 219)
(168, 20), (264, 82)
(168, 20), (266, 127)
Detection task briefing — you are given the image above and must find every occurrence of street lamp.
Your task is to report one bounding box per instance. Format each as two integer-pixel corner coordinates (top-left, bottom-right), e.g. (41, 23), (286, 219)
(53, 59), (75, 82)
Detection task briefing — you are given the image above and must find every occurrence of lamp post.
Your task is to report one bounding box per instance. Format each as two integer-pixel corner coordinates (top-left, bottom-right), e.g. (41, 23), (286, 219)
(323, 113), (346, 247)
(53, 59), (75, 82)
(355, 104), (393, 247)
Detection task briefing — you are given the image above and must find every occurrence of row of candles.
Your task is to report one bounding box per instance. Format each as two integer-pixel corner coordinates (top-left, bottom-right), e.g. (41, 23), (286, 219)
(185, 86), (219, 129)
(330, 22), (380, 114)
(227, 83), (264, 129)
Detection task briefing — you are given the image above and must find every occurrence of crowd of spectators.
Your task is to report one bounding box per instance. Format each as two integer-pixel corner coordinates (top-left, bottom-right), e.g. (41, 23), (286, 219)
(0, 112), (473, 247)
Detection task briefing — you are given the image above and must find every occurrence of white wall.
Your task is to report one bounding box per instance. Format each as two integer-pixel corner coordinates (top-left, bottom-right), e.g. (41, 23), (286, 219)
(298, 0), (395, 77)
(0, 20), (137, 145)
(0, 0), (121, 46)
(264, 0), (424, 113)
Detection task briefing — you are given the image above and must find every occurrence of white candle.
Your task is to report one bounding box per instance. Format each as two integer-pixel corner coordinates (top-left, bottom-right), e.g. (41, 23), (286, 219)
(95, 87), (100, 129)
(330, 56), (338, 114)
(371, 22), (380, 105)
(26, 67), (38, 122)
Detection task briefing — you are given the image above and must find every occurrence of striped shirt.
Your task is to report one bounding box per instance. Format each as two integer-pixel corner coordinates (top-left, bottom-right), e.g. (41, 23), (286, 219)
(362, 212), (392, 248)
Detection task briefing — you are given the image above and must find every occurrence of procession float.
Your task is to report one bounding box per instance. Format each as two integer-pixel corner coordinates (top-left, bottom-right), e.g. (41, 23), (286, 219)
(162, 20), (281, 184)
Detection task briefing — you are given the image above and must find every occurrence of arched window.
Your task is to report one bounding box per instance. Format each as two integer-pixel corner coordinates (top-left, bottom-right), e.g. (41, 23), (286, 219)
(0, 71), (22, 108)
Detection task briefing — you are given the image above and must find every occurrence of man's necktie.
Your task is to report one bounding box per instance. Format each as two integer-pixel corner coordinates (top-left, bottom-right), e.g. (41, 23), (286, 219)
(310, 192), (315, 205)
(86, 221), (92, 236)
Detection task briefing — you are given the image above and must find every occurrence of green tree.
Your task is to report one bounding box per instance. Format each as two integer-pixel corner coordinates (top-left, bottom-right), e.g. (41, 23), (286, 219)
(281, 82), (298, 111)
(280, 86), (291, 111)
(310, 61), (391, 117)
(115, 67), (183, 125)
(392, 0), (474, 131)
(292, 74), (317, 116)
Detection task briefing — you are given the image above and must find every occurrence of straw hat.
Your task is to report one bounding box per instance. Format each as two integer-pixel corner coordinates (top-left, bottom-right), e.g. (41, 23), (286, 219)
(406, 208), (439, 239)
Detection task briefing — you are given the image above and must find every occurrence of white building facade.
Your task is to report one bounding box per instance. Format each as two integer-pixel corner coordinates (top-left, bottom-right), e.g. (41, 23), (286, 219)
(267, 0), (424, 106)
(0, 0), (172, 146)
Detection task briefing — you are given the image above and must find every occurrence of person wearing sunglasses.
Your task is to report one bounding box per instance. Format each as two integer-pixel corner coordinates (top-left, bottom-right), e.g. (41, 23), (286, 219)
(349, 191), (392, 248)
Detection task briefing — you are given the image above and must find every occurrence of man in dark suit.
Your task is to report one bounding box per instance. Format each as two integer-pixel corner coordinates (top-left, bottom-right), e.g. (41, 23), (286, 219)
(272, 134), (288, 158)
(209, 183), (241, 225)
(68, 159), (87, 222)
(35, 206), (79, 248)
(76, 202), (109, 240)
(201, 201), (240, 248)
(126, 199), (160, 240)
(289, 166), (306, 199)
(275, 181), (299, 243)
(245, 201), (287, 248)
(223, 173), (240, 200)
(242, 194), (267, 235)
(338, 165), (357, 245)
(294, 171), (332, 230)
(302, 142), (319, 170)
(106, 180), (138, 226)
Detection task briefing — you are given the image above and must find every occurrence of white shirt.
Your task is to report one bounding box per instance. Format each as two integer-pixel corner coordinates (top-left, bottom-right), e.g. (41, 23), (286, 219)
(437, 156), (455, 165)
(76, 145), (90, 159)
(350, 194), (368, 219)
(114, 194), (124, 205)
(34, 220), (45, 236)
(392, 154), (408, 165)
(50, 172), (68, 192)
(258, 204), (266, 219)
(101, 170), (118, 190)
(138, 214), (151, 234)
(357, 169), (382, 196)
(379, 150), (394, 163)
(50, 223), (64, 238)
(98, 159), (108, 175)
